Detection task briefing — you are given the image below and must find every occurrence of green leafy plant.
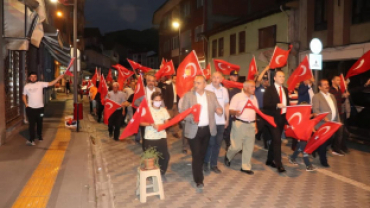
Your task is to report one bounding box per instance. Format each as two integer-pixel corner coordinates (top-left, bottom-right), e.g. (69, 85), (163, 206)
(140, 146), (163, 168)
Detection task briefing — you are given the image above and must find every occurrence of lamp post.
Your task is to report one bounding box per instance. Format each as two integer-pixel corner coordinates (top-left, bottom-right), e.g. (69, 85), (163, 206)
(52, 0), (79, 131)
(172, 21), (181, 66)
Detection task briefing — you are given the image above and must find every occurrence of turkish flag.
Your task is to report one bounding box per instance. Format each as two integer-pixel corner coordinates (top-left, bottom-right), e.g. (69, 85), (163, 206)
(103, 99), (122, 125)
(106, 68), (113, 83)
(287, 56), (313, 91)
(304, 121), (342, 154)
(203, 63), (211, 80)
(157, 104), (201, 132)
(91, 68), (98, 86)
(155, 60), (175, 80)
(285, 105), (313, 141)
(339, 73), (347, 94)
(98, 75), (109, 102)
(127, 59), (151, 73)
(119, 106), (141, 140)
(132, 75), (146, 108)
(64, 57), (75, 76)
(345, 50), (370, 79)
(269, 45), (292, 69)
(113, 64), (135, 90)
(176, 50), (203, 97)
(139, 98), (155, 124)
(247, 56), (257, 80)
(222, 79), (243, 89)
(87, 80), (92, 88)
(242, 99), (277, 127)
(213, 59), (240, 75)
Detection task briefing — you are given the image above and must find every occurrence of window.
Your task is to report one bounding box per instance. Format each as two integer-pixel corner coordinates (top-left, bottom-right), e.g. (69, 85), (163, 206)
(239, 31), (245, 53)
(352, 0), (370, 24)
(259, 25), (276, 49)
(194, 25), (204, 42)
(182, 2), (191, 18)
(218, 38), (224, 57)
(230, 34), (236, 55)
(212, 40), (217, 58)
(314, 0), (328, 31)
(172, 36), (179, 50)
(197, 0), (204, 8)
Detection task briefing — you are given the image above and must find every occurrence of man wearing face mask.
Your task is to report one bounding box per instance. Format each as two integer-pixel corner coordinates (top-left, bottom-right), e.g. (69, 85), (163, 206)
(204, 72), (229, 174)
(22, 72), (64, 145)
(180, 75), (223, 189)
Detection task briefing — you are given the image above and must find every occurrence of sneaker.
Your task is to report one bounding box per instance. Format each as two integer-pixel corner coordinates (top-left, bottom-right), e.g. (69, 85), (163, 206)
(38, 137), (43, 141)
(332, 151), (344, 156)
(203, 163), (210, 174)
(26, 141), (36, 146)
(306, 165), (316, 171)
(288, 156), (299, 165)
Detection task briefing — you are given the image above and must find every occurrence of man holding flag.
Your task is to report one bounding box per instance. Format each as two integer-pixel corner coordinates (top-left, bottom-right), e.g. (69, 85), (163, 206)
(106, 82), (128, 141)
(225, 80), (258, 175)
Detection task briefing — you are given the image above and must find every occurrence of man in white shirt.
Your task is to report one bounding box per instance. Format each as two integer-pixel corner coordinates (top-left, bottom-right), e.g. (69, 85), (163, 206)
(22, 71), (64, 145)
(204, 72), (229, 174)
(225, 80), (258, 175)
(107, 82), (128, 141)
(312, 79), (340, 167)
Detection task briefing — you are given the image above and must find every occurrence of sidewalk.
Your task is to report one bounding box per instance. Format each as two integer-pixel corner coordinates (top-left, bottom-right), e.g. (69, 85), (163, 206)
(0, 94), (94, 208)
(84, 98), (370, 208)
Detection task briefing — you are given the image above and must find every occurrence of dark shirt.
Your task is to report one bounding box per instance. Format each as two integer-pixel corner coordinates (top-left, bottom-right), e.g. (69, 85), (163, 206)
(228, 88), (241, 101)
(298, 82), (311, 104)
(329, 86), (345, 114)
(255, 85), (267, 108)
(94, 81), (101, 102)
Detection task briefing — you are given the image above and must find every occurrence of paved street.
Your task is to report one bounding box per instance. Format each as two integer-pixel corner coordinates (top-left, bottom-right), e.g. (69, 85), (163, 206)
(84, 99), (370, 208)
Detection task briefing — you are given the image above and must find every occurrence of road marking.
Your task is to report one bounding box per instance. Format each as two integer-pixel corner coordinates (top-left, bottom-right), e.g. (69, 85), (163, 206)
(12, 120), (71, 208)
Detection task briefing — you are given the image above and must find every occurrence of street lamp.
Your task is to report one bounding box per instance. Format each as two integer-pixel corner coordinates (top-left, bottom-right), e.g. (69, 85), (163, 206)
(172, 21), (181, 66)
(56, 11), (63, 17)
(51, 0), (79, 131)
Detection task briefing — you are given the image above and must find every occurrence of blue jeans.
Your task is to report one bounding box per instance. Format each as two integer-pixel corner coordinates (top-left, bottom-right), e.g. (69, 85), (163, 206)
(204, 125), (225, 167)
(291, 141), (311, 166)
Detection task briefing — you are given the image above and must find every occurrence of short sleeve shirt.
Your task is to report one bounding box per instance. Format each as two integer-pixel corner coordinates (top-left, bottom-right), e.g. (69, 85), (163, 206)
(23, 82), (49, 108)
(229, 93), (258, 122)
(145, 107), (170, 140)
(205, 84), (229, 125)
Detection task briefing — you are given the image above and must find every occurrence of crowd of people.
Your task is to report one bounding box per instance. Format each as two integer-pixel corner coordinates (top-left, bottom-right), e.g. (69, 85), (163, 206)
(22, 66), (369, 190)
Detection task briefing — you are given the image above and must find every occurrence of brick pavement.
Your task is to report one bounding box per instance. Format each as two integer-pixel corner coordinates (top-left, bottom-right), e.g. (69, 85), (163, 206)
(84, 100), (370, 208)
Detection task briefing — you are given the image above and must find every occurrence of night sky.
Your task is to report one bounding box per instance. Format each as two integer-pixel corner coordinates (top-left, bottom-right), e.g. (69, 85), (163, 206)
(85, 0), (167, 34)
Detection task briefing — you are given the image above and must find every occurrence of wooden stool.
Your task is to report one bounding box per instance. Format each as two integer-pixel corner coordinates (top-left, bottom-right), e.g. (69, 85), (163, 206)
(136, 168), (165, 203)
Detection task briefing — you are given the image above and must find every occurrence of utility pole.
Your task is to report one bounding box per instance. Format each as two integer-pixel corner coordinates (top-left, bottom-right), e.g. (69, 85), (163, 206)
(0, 0), (7, 144)
(73, 0), (79, 131)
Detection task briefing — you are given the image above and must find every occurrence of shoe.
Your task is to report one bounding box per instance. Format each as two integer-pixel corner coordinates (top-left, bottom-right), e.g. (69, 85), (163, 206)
(265, 161), (276, 168)
(196, 183), (204, 189)
(203, 163), (210, 173)
(306, 165), (316, 171)
(224, 156), (231, 167)
(332, 151), (344, 156)
(211, 166), (222, 174)
(288, 156), (299, 165)
(240, 169), (254, 175)
(277, 167), (286, 173)
(114, 138), (119, 141)
(38, 137), (43, 141)
(161, 174), (168, 182)
(321, 163), (330, 168)
(26, 141), (36, 146)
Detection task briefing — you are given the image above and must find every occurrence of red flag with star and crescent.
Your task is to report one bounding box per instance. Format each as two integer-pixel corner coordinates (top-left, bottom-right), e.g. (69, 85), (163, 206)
(119, 98), (154, 140)
(155, 60), (175, 80)
(269, 45), (292, 69)
(64, 57), (75, 76)
(345, 50), (370, 79)
(127, 59), (151, 73)
(132, 75), (146, 108)
(221, 79), (243, 89)
(157, 104), (201, 132)
(285, 105), (313, 141)
(304, 121), (342, 154)
(103, 99), (121, 125)
(247, 56), (257, 80)
(213, 59), (240, 75)
(339, 73), (347, 94)
(106, 68), (113, 83)
(91, 68), (98, 86)
(98, 75), (109, 103)
(287, 56), (313, 91)
(112, 64), (135, 90)
(176, 50), (203, 98)
(241, 99), (277, 127)
(203, 63), (211, 80)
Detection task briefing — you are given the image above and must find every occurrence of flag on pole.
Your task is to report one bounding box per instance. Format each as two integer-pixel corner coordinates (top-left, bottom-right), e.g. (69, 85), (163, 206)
(339, 73), (347, 94)
(287, 56), (313, 91)
(64, 57), (75, 76)
(221, 79), (243, 89)
(155, 60), (175, 80)
(241, 99), (276, 127)
(247, 56), (257, 80)
(132, 75), (146, 108)
(304, 121), (342, 154)
(127, 59), (151, 73)
(345, 50), (370, 79)
(213, 59), (240, 75)
(98, 75), (109, 102)
(203, 63), (211, 80)
(157, 104), (201, 132)
(103, 99), (122, 125)
(106, 68), (113, 83)
(91, 68), (98, 86)
(269, 45), (292, 69)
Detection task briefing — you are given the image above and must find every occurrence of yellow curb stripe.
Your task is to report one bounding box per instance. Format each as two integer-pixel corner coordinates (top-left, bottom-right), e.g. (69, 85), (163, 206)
(12, 121), (71, 208)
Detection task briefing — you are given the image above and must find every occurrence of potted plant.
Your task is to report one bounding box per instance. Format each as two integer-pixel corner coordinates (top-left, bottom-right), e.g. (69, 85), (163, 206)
(140, 147), (163, 170)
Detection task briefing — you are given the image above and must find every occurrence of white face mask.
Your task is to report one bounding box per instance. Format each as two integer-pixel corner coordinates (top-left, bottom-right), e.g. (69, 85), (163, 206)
(153, 101), (162, 108)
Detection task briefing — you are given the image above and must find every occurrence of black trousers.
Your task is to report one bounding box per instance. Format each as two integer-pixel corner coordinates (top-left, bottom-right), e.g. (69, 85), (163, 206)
(255, 115), (271, 148)
(89, 100), (93, 113)
(332, 113), (348, 152)
(187, 126), (211, 184)
(223, 116), (233, 147)
(144, 138), (170, 175)
(108, 109), (123, 140)
(96, 100), (104, 122)
(26, 107), (44, 142)
(318, 136), (334, 165)
(266, 114), (286, 168)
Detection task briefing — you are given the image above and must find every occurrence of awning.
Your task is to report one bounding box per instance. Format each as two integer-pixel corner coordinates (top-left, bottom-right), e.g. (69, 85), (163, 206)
(43, 35), (71, 66)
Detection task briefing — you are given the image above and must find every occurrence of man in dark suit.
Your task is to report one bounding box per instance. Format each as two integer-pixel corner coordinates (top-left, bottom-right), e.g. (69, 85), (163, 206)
(263, 70), (290, 173)
(163, 75), (180, 138)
